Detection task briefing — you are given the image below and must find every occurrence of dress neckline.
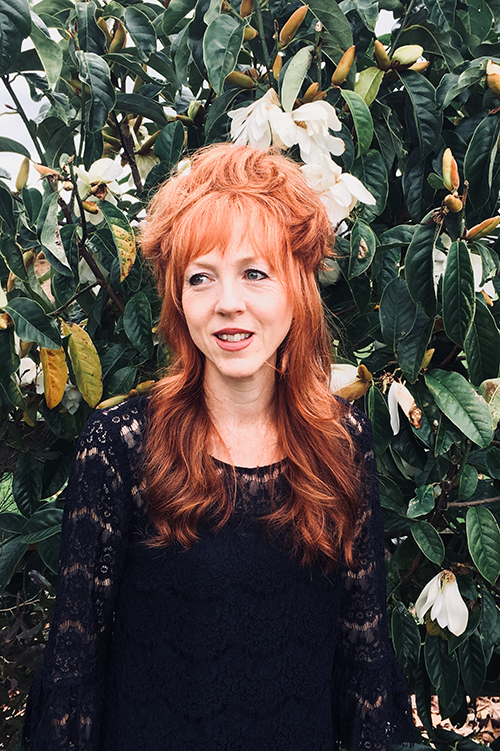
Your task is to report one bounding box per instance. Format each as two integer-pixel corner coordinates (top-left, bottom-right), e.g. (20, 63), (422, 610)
(211, 456), (287, 475)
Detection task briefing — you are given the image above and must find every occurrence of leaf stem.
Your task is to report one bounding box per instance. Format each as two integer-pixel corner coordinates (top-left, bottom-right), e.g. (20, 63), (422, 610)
(1, 76), (46, 163)
(253, 0), (274, 88)
(113, 112), (143, 194)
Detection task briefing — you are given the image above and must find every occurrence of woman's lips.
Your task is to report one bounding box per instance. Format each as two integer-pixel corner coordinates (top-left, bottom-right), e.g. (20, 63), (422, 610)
(213, 331), (254, 351)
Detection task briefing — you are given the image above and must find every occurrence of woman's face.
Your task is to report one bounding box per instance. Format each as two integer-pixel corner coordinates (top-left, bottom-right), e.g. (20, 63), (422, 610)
(181, 228), (293, 388)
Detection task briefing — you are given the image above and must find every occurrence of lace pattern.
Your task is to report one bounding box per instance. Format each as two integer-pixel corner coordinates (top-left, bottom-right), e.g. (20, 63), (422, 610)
(22, 397), (413, 751)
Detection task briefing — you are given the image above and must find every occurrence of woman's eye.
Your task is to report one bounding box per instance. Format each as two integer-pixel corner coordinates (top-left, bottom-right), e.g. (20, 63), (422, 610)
(245, 269), (267, 281)
(188, 273), (209, 286)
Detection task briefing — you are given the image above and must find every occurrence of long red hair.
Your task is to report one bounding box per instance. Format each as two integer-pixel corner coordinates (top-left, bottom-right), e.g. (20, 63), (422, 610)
(140, 144), (362, 568)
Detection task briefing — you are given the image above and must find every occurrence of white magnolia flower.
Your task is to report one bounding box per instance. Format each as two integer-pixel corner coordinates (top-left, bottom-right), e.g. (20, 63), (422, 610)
(388, 380), (422, 434)
(470, 253), (497, 300)
(330, 363), (372, 400)
(415, 570), (469, 636)
(0, 282), (7, 308)
(75, 158), (125, 225)
(229, 89), (294, 150)
(61, 382), (83, 415)
(300, 154), (376, 226)
(433, 247), (447, 293)
(18, 357), (37, 386)
(290, 100), (345, 164)
(330, 363), (359, 393)
(177, 157), (191, 176)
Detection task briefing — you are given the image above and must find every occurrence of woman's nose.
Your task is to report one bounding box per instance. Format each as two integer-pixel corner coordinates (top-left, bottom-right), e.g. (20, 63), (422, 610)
(214, 279), (246, 315)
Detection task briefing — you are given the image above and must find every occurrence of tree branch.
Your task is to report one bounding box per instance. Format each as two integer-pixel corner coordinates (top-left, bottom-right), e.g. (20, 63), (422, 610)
(448, 495), (500, 508)
(2, 76), (45, 163)
(113, 112), (142, 194)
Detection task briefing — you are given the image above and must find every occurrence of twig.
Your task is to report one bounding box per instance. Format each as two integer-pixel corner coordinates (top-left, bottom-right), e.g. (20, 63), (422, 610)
(2, 76), (45, 163)
(253, 0), (274, 86)
(448, 495), (500, 508)
(50, 282), (100, 316)
(112, 112), (142, 194)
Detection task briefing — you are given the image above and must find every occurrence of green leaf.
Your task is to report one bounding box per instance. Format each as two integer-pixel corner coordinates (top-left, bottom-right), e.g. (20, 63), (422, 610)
(281, 45), (314, 113)
(348, 219), (376, 278)
(464, 113), (500, 212)
(405, 219), (440, 319)
(397, 307), (433, 384)
(75, 0), (104, 55)
(422, 0), (456, 32)
(0, 329), (19, 386)
(0, 136), (30, 158)
(76, 50), (116, 133)
(125, 5), (157, 62)
(349, 0), (378, 30)
(354, 67), (384, 107)
(0, 0), (31, 75)
(0, 512), (26, 536)
(0, 537), (28, 594)
(458, 634), (486, 699)
(407, 484), (435, 518)
(424, 632), (460, 709)
(19, 503), (63, 543)
(30, 24), (62, 88)
(366, 386), (392, 455)
(162, 0), (196, 36)
(458, 0), (492, 44)
(114, 93), (169, 127)
(411, 520), (445, 564)
(204, 0), (221, 26)
(123, 292), (153, 359)
(13, 454), (42, 515)
(204, 87), (242, 144)
(351, 150), (388, 221)
(38, 533), (60, 573)
(340, 89), (373, 157)
(379, 276), (417, 351)
(307, 0), (352, 59)
(38, 192), (72, 272)
(0, 179), (15, 230)
(103, 53), (161, 85)
(398, 70), (443, 159)
(478, 376), (500, 426)
(204, 15), (245, 96)
(436, 66), (485, 111)
(442, 240), (475, 348)
(5, 298), (61, 350)
(154, 120), (185, 170)
(465, 297), (500, 387)
(481, 590), (498, 650)
(398, 23), (462, 73)
(0, 233), (27, 280)
(466, 506), (500, 584)
(22, 187), (42, 224)
(425, 370), (494, 447)
(458, 464), (478, 500)
(392, 602), (421, 679)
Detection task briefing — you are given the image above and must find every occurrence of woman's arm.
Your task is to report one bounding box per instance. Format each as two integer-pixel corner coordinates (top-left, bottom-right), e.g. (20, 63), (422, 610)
(21, 402), (143, 750)
(332, 409), (414, 751)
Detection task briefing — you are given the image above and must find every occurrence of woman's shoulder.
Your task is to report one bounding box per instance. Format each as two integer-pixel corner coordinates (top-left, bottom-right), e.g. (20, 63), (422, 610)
(331, 395), (373, 441)
(77, 394), (149, 458)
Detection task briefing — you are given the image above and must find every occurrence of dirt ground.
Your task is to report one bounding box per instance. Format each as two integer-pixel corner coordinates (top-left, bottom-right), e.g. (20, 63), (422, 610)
(412, 696), (500, 744)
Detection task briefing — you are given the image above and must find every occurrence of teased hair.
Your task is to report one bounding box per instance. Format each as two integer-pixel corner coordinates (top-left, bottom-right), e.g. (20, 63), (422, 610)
(140, 144), (362, 568)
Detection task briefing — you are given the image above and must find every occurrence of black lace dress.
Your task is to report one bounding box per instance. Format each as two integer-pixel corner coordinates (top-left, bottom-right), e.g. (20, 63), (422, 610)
(21, 396), (413, 751)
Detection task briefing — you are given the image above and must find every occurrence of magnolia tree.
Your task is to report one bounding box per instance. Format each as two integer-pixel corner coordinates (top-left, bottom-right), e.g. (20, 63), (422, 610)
(2, 0), (500, 744)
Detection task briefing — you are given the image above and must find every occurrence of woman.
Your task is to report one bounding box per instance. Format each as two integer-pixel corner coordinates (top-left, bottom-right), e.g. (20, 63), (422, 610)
(22, 144), (413, 750)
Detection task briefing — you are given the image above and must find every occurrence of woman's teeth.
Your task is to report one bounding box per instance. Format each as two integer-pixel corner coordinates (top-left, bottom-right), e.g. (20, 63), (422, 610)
(216, 333), (252, 342)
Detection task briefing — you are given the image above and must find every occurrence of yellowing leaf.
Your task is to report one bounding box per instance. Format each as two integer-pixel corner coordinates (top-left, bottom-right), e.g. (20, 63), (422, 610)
(111, 223), (136, 281)
(64, 322), (103, 407)
(40, 346), (68, 409)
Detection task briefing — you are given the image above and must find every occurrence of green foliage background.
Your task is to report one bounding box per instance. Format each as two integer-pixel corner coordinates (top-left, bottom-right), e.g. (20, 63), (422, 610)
(2, 0), (500, 745)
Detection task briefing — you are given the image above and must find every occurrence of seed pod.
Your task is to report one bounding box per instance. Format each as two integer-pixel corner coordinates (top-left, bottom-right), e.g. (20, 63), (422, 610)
(420, 348), (434, 371)
(272, 54), (283, 78)
(302, 81), (319, 103)
(109, 21), (126, 53)
(486, 60), (500, 99)
(240, 0), (253, 16)
(97, 394), (128, 409)
(138, 130), (160, 155)
(312, 90), (327, 101)
(82, 200), (100, 214)
(15, 157), (30, 192)
(391, 44), (424, 68)
(136, 380), (155, 394)
(243, 26), (258, 40)
(225, 70), (256, 88)
(279, 4), (309, 45)
(0, 312), (13, 329)
(33, 163), (64, 180)
(409, 60), (429, 72)
(6, 272), (16, 292)
(331, 45), (355, 86)
(373, 40), (391, 71)
(97, 16), (112, 43)
(442, 148), (460, 191)
(443, 194), (463, 213)
(466, 216), (500, 241)
(23, 250), (35, 271)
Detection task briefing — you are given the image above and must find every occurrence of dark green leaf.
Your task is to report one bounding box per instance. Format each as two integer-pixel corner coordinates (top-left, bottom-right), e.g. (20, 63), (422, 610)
(114, 93), (169, 127)
(348, 219), (376, 278)
(38, 533), (60, 573)
(442, 240), (475, 347)
(75, 0), (104, 55)
(204, 87), (242, 144)
(0, 136), (30, 158)
(407, 484), (435, 518)
(105, 364), (137, 396)
(422, 0), (456, 32)
(349, 0), (378, 29)
(351, 150), (388, 221)
(103, 52), (161, 85)
(0, 512), (26, 535)
(397, 307), (433, 384)
(398, 24), (462, 73)
(123, 292), (153, 359)
(38, 192), (72, 272)
(340, 89), (373, 157)
(425, 370), (493, 447)
(399, 70), (443, 159)
(392, 601), (421, 679)
(458, 464), (478, 500)
(13, 454), (42, 515)
(424, 632), (460, 709)
(203, 14), (245, 96)
(458, 0), (492, 44)
(367, 385), (392, 455)
(308, 0), (352, 59)
(5, 297), (61, 349)
(154, 120), (185, 169)
(414, 656), (434, 733)
(379, 276), (417, 350)
(411, 520), (445, 564)
(0, 233), (27, 280)
(466, 506), (500, 584)
(405, 219), (440, 319)
(125, 5), (157, 62)
(480, 590), (498, 650)
(436, 66), (485, 111)
(435, 413), (462, 456)
(0, 328), (19, 386)
(0, 179), (15, 230)
(162, 0), (196, 36)
(281, 45), (314, 113)
(22, 187), (42, 225)
(458, 633), (486, 698)
(378, 474), (405, 511)
(0, 0), (31, 75)
(464, 113), (500, 212)
(465, 296), (500, 386)
(0, 537), (28, 593)
(20, 503), (63, 543)
(76, 50), (116, 133)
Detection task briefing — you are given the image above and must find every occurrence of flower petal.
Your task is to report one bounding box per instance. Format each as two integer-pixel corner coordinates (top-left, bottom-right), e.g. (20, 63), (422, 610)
(388, 381), (400, 435)
(339, 173), (376, 205)
(442, 577), (469, 636)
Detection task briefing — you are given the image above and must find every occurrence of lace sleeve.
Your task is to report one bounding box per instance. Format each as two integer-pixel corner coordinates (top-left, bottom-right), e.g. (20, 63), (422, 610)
(21, 406), (139, 751)
(332, 409), (414, 751)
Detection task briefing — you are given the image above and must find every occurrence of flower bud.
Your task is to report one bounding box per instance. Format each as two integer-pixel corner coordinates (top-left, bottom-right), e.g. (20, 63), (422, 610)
(331, 45), (355, 86)
(97, 394), (128, 409)
(391, 44), (423, 68)
(33, 163), (63, 180)
(302, 81), (319, 103)
(0, 312), (13, 329)
(225, 70), (256, 88)
(243, 26), (258, 40)
(388, 380), (422, 434)
(82, 200), (100, 214)
(272, 54), (283, 79)
(330, 363), (372, 401)
(466, 216), (500, 240)
(373, 40), (391, 71)
(409, 60), (429, 72)
(109, 21), (126, 53)
(240, 0), (253, 16)
(442, 148), (460, 191)
(443, 194), (463, 213)
(486, 60), (500, 100)
(279, 4), (309, 45)
(136, 380), (155, 394)
(312, 90), (327, 101)
(97, 16), (112, 43)
(15, 157), (30, 192)
(420, 348), (434, 371)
